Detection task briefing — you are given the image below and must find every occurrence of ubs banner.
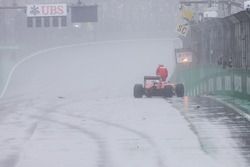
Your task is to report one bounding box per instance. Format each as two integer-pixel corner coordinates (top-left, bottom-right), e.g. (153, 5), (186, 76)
(26, 4), (67, 27)
(26, 4), (67, 17)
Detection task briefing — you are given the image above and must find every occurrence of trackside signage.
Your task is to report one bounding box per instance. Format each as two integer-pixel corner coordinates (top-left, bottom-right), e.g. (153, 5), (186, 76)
(26, 4), (67, 17)
(175, 51), (193, 64)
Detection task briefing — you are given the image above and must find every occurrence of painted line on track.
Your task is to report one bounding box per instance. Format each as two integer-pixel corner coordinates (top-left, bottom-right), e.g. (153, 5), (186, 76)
(0, 38), (179, 99)
(206, 95), (250, 121)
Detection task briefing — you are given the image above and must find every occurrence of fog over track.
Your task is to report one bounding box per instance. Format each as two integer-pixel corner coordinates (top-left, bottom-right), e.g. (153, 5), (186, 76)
(0, 39), (248, 167)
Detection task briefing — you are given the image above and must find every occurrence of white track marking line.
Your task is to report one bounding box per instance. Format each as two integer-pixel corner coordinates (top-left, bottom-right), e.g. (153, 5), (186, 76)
(0, 38), (178, 99)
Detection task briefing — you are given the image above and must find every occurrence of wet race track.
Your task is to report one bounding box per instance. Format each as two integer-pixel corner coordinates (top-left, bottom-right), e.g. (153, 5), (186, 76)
(1, 40), (250, 167)
(1, 94), (250, 167)
(171, 96), (250, 166)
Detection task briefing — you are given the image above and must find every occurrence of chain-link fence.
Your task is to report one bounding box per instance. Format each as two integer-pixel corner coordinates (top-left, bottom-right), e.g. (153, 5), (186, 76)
(185, 10), (250, 71)
(172, 10), (250, 99)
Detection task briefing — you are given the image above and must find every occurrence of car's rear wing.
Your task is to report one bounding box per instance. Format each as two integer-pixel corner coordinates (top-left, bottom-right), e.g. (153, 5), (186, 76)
(144, 76), (161, 81)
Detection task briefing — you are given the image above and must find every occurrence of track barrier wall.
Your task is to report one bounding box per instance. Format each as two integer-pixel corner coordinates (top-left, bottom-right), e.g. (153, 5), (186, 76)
(172, 64), (250, 100)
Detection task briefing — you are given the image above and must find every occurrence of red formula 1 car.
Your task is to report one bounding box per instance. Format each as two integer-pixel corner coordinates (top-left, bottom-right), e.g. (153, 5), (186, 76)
(133, 76), (184, 98)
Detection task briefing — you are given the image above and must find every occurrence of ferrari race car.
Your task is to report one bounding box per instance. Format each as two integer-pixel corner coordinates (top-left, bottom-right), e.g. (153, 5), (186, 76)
(133, 76), (184, 98)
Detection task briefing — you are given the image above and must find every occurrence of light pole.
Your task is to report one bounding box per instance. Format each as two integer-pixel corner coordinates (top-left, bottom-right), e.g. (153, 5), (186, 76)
(208, 0), (212, 7)
(241, 33), (247, 70)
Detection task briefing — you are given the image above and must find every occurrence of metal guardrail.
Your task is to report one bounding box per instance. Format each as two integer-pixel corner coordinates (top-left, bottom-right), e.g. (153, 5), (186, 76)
(0, 6), (25, 9)
(180, 0), (243, 8)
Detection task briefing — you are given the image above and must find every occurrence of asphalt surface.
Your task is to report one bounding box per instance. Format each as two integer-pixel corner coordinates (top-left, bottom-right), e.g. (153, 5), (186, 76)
(1, 95), (250, 167)
(170, 96), (250, 165)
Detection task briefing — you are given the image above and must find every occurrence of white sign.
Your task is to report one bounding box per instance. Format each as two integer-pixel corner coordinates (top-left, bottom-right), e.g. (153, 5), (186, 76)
(216, 77), (222, 91)
(27, 4), (67, 17)
(176, 51), (193, 64)
(203, 11), (218, 18)
(247, 77), (250, 95)
(234, 75), (242, 92)
(244, 1), (250, 10)
(176, 24), (189, 37)
(224, 76), (231, 91)
(208, 78), (214, 92)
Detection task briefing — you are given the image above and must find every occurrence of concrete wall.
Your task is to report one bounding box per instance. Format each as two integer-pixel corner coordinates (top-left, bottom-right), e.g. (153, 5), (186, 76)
(172, 64), (250, 100)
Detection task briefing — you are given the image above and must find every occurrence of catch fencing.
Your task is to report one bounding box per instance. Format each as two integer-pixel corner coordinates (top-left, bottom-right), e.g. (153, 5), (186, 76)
(173, 11), (250, 99)
(185, 10), (250, 70)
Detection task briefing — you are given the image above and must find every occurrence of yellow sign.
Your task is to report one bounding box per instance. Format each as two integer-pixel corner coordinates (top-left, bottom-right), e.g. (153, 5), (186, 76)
(181, 9), (194, 21)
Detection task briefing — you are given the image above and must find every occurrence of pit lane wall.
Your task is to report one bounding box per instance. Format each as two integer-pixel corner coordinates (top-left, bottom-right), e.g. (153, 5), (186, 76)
(172, 64), (250, 100)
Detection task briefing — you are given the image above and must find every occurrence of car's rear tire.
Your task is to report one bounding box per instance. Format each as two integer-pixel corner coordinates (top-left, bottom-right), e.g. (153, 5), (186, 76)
(164, 85), (174, 97)
(134, 84), (144, 98)
(176, 83), (184, 97)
